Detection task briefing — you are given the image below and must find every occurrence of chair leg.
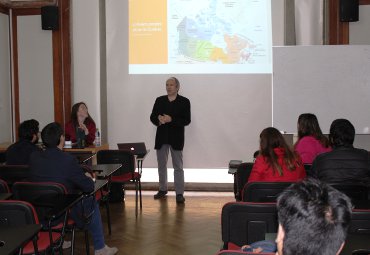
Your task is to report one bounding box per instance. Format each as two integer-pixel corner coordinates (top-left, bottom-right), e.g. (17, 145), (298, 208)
(71, 227), (75, 255)
(85, 230), (90, 255)
(139, 179), (142, 209)
(135, 181), (138, 217)
(106, 200), (112, 235)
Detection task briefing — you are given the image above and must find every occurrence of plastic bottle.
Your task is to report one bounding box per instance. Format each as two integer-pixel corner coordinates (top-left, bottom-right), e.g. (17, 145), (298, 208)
(95, 128), (101, 147)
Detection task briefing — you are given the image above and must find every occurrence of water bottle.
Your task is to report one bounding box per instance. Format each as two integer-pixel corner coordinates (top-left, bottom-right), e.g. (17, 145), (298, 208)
(95, 128), (101, 147)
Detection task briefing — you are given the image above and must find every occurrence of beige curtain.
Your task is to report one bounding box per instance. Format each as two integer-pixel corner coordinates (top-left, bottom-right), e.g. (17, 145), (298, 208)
(285, 0), (327, 45)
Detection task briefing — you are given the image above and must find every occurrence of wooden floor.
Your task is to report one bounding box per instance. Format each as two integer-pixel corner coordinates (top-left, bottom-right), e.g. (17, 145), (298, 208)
(71, 191), (235, 255)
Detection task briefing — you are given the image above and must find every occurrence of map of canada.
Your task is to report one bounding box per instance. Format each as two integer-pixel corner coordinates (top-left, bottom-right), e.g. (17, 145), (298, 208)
(168, 0), (269, 65)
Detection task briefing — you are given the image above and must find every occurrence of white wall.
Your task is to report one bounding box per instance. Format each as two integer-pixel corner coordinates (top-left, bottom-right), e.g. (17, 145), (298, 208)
(0, 12), (12, 143)
(71, 0), (101, 130)
(71, 0), (285, 173)
(349, 5), (370, 45)
(17, 15), (54, 129)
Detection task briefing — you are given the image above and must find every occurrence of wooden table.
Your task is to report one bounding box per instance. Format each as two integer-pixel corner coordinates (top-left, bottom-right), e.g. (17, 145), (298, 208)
(64, 144), (109, 164)
(0, 142), (12, 153)
(0, 224), (41, 255)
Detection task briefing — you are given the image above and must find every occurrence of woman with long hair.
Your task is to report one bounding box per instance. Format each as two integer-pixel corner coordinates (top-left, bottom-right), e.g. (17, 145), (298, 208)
(248, 127), (306, 182)
(294, 113), (331, 164)
(65, 102), (96, 146)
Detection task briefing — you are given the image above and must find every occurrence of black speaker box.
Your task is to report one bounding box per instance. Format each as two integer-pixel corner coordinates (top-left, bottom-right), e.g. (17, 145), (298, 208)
(340, 0), (359, 22)
(41, 6), (59, 30)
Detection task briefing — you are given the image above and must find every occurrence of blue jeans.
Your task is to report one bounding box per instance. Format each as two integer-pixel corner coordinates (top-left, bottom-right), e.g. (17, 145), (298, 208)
(242, 240), (277, 253)
(70, 196), (105, 250)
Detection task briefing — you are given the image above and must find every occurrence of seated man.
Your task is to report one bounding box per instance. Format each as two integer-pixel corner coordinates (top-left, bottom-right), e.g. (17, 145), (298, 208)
(311, 118), (370, 186)
(29, 122), (118, 255)
(276, 178), (352, 255)
(6, 119), (41, 165)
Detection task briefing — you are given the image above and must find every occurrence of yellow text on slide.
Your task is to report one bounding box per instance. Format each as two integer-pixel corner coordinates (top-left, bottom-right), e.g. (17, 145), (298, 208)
(129, 0), (167, 64)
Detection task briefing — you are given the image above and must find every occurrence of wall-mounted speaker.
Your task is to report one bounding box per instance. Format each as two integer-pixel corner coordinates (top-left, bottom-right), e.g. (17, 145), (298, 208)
(340, 0), (359, 22)
(41, 6), (59, 30)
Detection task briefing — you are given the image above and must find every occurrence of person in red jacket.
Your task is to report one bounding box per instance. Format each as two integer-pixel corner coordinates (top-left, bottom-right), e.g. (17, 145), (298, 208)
(248, 127), (306, 183)
(65, 102), (96, 146)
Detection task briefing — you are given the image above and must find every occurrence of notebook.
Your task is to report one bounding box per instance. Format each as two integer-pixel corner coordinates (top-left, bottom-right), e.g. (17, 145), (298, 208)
(117, 142), (147, 158)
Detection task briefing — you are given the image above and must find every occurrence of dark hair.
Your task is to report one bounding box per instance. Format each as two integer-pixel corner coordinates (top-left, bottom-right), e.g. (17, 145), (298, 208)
(18, 119), (39, 141)
(297, 113), (329, 147)
(259, 127), (301, 176)
(277, 178), (352, 255)
(41, 122), (64, 148)
(329, 119), (355, 148)
(70, 102), (95, 128)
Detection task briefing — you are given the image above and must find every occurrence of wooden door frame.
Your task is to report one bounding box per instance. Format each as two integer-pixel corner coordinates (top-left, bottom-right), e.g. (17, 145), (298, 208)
(10, 0), (71, 138)
(329, 0), (370, 44)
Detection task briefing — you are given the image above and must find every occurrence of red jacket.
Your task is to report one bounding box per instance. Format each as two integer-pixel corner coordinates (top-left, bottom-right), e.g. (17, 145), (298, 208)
(65, 120), (96, 146)
(248, 148), (306, 183)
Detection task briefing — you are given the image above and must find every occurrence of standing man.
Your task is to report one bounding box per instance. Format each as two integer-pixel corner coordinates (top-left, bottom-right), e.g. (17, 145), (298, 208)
(150, 77), (191, 203)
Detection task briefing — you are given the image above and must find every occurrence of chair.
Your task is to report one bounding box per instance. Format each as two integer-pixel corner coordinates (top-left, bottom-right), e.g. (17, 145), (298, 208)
(303, 164), (313, 177)
(352, 249), (370, 255)
(0, 200), (62, 254)
(221, 202), (278, 250)
(233, 163), (254, 201)
(0, 178), (10, 193)
(349, 209), (370, 234)
(0, 151), (6, 164)
(242, 182), (293, 202)
(216, 251), (275, 255)
(97, 149), (142, 217)
(0, 164), (29, 187)
(12, 181), (90, 255)
(330, 184), (369, 201)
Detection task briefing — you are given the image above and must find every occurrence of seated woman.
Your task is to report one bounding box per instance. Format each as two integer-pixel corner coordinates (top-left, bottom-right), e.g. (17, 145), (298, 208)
(65, 102), (96, 146)
(294, 113), (331, 164)
(248, 127), (306, 183)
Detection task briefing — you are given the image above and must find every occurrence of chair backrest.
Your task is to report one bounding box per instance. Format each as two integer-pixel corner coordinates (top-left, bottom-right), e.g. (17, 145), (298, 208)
(0, 178), (10, 193)
(0, 152), (6, 164)
(216, 251), (275, 255)
(12, 182), (67, 222)
(234, 163), (254, 201)
(97, 149), (135, 176)
(303, 164), (313, 177)
(0, 165), (29, 186)
(350, 209), (370, 234)
(0, 200), (38, 227)
(242, 182), (293, 202)
(330, 184), (369, 201)
(221, 202), (278, 249)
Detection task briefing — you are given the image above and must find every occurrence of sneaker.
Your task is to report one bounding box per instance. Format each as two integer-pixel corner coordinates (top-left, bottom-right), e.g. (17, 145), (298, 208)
(176, 194), (185, 203)
(154, 190), (168, 199)
(62, 240), (71, 249)
(95, 245), (118, 255)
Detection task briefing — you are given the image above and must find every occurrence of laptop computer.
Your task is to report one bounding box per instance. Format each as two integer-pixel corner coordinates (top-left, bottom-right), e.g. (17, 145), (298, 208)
(117, 142), (147, 158)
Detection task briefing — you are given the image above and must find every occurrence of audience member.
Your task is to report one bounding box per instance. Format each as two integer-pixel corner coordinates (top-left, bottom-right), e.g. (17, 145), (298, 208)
(248, 127), (306, 182)
(311, 119), (370, 186)
(65, 102), (96, 146)
(6, 119), (41, 165)
(276, 178), (352, 255)
(29, 122), (117, 255)
(294, 113), (331, 164)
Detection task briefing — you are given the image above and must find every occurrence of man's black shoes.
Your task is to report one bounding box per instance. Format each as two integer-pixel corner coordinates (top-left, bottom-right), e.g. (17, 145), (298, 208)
(176, 194), (185, 204)
(154, 190), (167, 199)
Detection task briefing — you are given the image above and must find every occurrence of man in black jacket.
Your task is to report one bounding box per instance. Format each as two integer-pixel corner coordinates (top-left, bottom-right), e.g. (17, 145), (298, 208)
(6, 119), (41, 165)
(311, 119), (370, 187)
(150, 77), (191, 203)
(29, 122), (118, 255)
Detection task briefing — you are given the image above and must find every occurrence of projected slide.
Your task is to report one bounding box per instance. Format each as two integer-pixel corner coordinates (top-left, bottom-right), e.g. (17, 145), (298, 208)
(129, 0), (272, 74)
